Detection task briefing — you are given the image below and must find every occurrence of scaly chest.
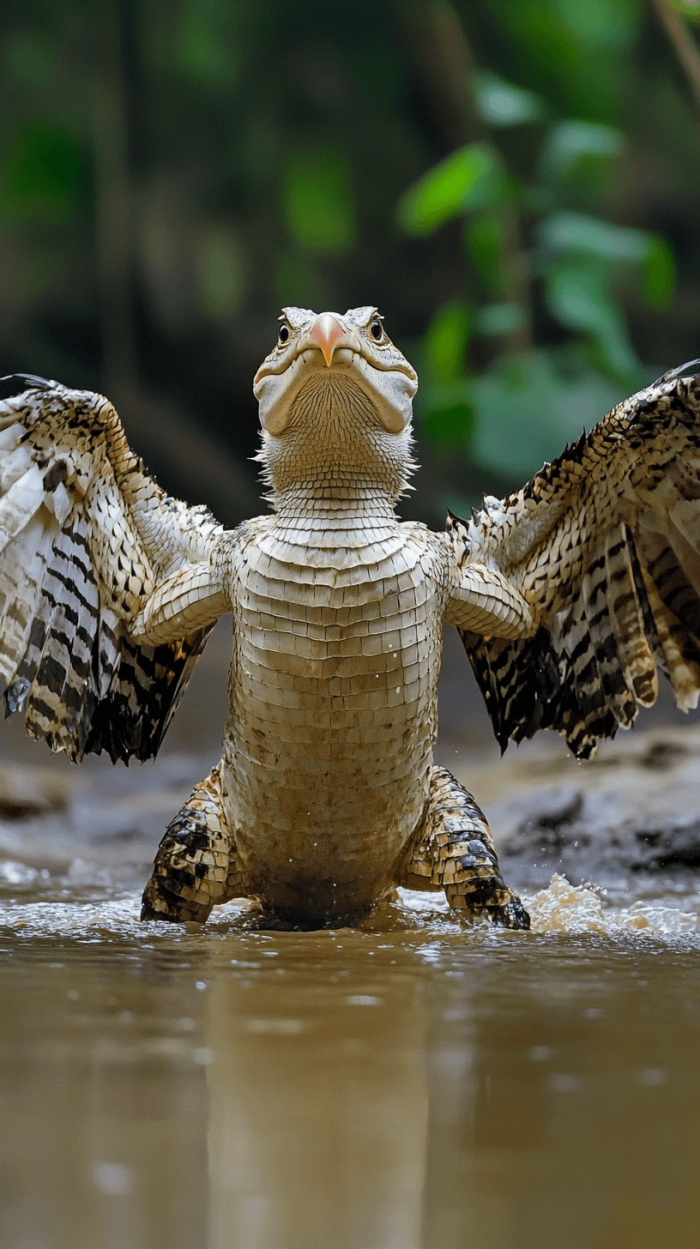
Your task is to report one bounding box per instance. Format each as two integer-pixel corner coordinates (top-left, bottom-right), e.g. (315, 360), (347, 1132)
(224, 520), (448, 768)
(219, 519), (448, 911)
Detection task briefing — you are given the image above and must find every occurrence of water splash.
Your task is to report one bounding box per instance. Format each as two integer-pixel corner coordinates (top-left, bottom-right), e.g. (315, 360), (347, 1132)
(527, 873), (700, 939)
(1, 873), (699, 946)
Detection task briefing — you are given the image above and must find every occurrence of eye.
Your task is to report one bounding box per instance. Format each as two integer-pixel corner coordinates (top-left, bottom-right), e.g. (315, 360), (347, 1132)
(278, 322), (290, 345)
(370, 319), (384, 342)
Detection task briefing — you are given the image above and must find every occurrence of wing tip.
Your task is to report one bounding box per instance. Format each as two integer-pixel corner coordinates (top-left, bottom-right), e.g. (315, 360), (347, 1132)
(651, 358), (700, 389)
(0, 373), (56, 399)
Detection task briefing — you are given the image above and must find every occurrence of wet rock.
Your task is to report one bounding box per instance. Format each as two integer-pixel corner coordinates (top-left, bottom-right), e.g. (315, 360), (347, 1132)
(0, 767), (68, 821)
(637, 739), (689, 771)
(499, 747), (700, 891)
(627, 821), (700, 871)
(512, 788), (585, 854)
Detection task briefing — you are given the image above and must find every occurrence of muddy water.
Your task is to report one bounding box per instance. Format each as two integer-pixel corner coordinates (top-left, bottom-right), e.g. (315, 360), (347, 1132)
(2, 627), (700, 1248)
(1, 887), (700, 1249)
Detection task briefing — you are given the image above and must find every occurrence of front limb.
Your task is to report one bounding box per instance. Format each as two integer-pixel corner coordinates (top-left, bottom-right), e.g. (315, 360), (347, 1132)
(128, 558), (231, 646)
(445, 558), (535, 639)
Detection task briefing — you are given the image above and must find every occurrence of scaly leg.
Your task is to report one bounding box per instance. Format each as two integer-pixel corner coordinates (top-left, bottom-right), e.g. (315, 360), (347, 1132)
(398, 765), (530, 930)
(141, 764), (247, 923)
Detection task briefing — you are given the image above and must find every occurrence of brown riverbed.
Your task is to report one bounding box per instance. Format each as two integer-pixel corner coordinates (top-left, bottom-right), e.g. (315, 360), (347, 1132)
(1, 624), (700, 1249)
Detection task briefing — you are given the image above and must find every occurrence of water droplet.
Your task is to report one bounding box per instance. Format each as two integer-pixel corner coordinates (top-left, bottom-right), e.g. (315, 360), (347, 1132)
(529, 1046), (552, 1062)
(92, 1162), (134, 1197)
(246, 1019), (304, 1035)
(548, 1073), (582, 1093)
(637, 1067), (668, 1088)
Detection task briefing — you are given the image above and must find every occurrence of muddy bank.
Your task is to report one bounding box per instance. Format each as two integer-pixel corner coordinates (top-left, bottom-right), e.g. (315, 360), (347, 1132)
(455, 726), (700, 905)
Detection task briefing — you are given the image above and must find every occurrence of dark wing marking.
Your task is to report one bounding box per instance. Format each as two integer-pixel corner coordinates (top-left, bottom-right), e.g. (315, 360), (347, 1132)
(453, 369), (700, 759)
(79, 626), (214, 765)
(0, 384), (224, 763)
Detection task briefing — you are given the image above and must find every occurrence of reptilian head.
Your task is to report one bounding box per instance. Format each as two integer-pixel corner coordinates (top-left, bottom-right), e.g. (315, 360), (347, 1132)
(253, 307), (419, 507)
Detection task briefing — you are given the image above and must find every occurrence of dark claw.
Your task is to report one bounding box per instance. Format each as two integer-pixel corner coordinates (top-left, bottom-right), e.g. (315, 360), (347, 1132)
(140, 874), (210, 923)
(488, 895), (531, 931)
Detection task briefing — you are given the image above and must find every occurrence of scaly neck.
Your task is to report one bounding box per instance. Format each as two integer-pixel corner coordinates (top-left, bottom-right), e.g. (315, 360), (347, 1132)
(256, 373), (415, 527)
(273, 485), (398, 524)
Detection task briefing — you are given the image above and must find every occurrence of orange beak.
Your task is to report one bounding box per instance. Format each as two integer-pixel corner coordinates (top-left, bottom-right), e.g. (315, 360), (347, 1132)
(308, 313), (344, 367)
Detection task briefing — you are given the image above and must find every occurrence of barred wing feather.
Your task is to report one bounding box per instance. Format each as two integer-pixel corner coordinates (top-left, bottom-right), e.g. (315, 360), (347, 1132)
(0, 379), (222, 763)
(454, 366), (700, 759)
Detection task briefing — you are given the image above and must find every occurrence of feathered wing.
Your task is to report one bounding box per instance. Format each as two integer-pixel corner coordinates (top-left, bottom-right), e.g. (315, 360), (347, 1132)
(448, 365), (700, 759)
(0, 378), (230, 763)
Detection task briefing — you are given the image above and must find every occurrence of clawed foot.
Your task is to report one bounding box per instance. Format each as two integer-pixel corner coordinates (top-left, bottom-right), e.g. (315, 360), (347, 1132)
(140, 873), (213, 923)
(448, 876), (531, 930)
(446, 872), (531, 931)
(400, 766), (531, 932)
(486, 893), (531, 931)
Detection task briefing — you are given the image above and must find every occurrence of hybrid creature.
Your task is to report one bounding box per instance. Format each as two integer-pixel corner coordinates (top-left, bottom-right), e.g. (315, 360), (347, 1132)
(1, 307), (700, 930)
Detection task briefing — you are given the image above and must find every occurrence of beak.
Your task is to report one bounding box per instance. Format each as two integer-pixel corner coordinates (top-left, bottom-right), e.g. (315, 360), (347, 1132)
(308, 312), (345, 367)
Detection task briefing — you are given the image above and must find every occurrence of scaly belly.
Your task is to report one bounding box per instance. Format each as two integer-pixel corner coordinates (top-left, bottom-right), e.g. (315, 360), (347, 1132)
(222, 528), (444, 919)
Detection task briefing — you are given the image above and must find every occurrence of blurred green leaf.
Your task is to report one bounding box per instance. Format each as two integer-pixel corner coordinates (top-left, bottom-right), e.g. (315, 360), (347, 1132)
(425, 300), (471, 381)
(274, 249), (330, 311)
(545, 264), (640, 380)
(538, 212), (649, 262)
(4, 30), (55, 87)
(6, 125), (81, 216)
(195, 224), (247, 320)
(539, 213), (676, 317)
(176, 0), (242, 88)
(424, 403), (473, 443)
(475, 72), (546, 127)
(475, 303), (525, 336)
(665, 0), (700, 22)
(283, 148), (356, 255)
(493, 0), (639, 120)
(465, 213), (506, 297)
(642, 235), (676, 309)
(539, 120), (624, 183)
(396, 144), (505, 237)
(555, 0), (640, 48)
(471, 350), (626, 479)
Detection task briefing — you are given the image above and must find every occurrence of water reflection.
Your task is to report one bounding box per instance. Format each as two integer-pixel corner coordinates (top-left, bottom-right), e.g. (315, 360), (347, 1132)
(421, 939), (700, 1249)
(205, 933), (428, 1249)
(1, 900), (700, 1249)
(0, 948), (210, 1249)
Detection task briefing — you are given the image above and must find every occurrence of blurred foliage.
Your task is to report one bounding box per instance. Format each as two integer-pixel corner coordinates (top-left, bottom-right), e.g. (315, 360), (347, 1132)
(397, 145), (506, 235)
(668, 0), (700, 21)
(1, 0), (700, 518)
(395, 8), (684, 487)
(283, 149), (356, 255)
